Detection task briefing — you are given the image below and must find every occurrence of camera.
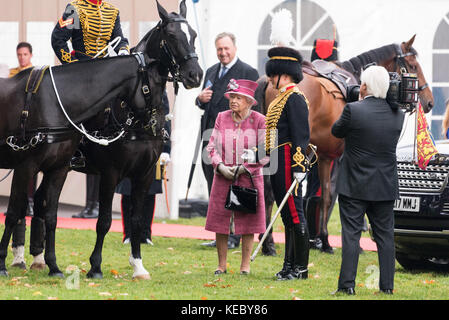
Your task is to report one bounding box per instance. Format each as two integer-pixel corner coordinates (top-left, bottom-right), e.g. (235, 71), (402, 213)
(387, 72), (419, 111)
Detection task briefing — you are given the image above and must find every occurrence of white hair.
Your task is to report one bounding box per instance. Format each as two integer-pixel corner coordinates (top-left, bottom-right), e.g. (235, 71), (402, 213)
(270, 9), (296, 47)
(360, 65), (390, 99)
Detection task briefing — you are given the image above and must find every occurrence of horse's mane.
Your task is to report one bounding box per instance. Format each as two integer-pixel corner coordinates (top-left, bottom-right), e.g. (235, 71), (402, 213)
(339, 44), (398, 82)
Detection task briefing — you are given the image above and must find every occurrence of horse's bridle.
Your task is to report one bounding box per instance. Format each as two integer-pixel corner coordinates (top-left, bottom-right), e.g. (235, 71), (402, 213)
(156, 17), (199, 94)
(394, 44), (429, 91)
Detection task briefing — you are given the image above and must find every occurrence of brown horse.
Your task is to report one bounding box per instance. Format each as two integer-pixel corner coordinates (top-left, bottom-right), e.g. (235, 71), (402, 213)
(263, 35), (434, 253)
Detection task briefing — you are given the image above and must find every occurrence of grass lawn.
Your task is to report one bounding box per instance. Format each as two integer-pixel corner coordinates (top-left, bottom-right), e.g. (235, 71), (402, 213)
(0, 206), (448, 301)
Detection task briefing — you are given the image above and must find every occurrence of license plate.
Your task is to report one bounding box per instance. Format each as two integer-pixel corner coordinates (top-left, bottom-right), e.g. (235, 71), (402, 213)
(394, 196), (420, 212)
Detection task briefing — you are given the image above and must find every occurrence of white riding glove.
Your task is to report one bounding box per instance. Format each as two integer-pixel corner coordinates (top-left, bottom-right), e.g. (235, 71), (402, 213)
(241, 148), (256, 163)
(217, 163), (235, 180)
(159, 152), (170, 165)
(293, 172), (307, 183)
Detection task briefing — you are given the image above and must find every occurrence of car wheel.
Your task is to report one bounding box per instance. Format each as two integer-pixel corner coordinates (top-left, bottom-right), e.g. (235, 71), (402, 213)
(396, 252), (429, 270)
(396, 253), (449, 272)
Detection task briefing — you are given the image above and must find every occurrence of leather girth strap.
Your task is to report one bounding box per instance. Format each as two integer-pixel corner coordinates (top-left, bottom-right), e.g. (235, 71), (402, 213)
(20, 65), (50, 140)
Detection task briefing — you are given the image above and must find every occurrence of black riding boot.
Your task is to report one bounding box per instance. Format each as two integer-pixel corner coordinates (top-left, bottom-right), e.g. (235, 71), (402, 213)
(276, 226), (295, 280)
(291, 223), (310, 279)
(305, 196), (321, 250)
(319, 233), (334, 254)
(73, 174), (99, 219)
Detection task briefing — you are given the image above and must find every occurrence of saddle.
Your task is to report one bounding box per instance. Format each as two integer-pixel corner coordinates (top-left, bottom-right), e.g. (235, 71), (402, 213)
(302, 60), (359, 101)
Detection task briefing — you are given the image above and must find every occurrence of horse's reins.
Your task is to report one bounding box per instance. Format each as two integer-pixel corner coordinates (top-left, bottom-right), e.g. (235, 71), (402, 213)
(394, 43), (428, 91)
(156, 17), (199, 95)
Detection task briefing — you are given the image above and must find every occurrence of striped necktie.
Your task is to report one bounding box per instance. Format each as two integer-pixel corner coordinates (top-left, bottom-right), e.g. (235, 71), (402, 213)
(219, 66), (228, 79)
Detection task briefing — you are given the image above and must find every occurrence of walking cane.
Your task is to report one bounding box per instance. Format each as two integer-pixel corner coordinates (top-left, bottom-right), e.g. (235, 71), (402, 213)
(251, 177), (300, 262)
(185, 123), (203, 201)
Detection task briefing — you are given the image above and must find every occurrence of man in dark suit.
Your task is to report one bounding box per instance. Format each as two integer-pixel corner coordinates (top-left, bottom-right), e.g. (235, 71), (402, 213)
(331, 65), (404, 295)
(197, 32), (259, 249)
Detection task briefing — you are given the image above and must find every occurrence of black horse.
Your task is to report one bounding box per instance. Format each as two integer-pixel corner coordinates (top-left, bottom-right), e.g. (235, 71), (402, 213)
(71, 0), (201, 279)
(0, 0), (202, 278)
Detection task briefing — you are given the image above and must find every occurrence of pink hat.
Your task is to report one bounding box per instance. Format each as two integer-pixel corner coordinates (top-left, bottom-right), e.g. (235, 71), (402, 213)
(224, 79), (259, 106)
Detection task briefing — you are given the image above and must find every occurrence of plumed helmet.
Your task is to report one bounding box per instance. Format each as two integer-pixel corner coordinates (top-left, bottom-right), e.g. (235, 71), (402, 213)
(265, 46), (304, 83)
(311, 39), (339, 62)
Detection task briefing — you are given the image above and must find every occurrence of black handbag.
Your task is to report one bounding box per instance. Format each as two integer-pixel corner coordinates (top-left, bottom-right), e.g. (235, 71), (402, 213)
(225, 165), (258, 214)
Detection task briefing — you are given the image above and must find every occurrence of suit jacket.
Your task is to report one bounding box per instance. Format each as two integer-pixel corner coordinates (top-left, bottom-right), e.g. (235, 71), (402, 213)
(197, 58), (259, 131)
(331, 97), (404, 201)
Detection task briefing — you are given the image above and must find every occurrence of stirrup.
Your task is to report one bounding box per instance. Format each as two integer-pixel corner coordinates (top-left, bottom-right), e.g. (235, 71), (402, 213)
(70, 150), (86, 169)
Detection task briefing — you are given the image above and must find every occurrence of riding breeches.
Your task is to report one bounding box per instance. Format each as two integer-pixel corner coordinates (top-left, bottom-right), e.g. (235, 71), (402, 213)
(269, 144), (307, 229)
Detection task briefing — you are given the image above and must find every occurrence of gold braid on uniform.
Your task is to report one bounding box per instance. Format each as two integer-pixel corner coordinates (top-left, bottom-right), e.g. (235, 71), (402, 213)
(292, 147), (306, 172)
(265, 86), (310, 154)
(72, 0), (119, 58)
(60, 49), (78, 63)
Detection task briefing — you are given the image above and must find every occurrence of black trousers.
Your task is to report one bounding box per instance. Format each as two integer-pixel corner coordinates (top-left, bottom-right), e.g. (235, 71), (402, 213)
(269, 144), (307, 229)
(337, 194), (395, 291)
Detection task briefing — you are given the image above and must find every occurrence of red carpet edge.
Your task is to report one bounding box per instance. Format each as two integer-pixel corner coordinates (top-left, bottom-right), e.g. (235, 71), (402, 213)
(0, 215), (377, 251)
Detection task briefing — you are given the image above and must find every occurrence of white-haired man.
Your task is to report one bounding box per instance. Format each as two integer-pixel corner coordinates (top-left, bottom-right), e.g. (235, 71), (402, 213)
(331, 65), (404, 295)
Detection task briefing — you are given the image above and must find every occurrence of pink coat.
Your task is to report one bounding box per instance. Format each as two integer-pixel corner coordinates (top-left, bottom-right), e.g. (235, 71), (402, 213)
(205, 110), (267, 235)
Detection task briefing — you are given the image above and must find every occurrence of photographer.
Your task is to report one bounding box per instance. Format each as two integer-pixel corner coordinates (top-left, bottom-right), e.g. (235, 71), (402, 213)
(331, 65), (404, 295)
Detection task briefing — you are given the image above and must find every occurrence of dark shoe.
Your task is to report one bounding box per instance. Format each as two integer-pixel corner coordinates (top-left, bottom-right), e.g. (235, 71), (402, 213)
(333, 287), (356, 295)
(72, 201), (93, 218)
(292, 268), (308, 279)
(201, 240), (216, 247)
(262, 242), (277, 256)
(310, 237), (323, 250)
(319, 235), (334, 254)
(214, 269), (226, 275)
(380, 289), (393, 295)
(240, 270), (250, 275)
(276, 270), (296, 281)
(89, 202), (99, 218)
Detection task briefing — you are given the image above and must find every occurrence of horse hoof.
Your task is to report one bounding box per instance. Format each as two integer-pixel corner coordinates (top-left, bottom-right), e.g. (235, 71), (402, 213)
(11, 262), (27, 270)
(0, 270), (8, 277)
(87, 271), (103, 279)
(133, 273), (151, 280)
(48, 271), (65, 278)
(30, 263), (46, 271)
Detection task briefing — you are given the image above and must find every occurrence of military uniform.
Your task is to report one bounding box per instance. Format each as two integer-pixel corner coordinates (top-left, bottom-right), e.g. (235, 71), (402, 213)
(51, 0), (129, 219)
(264, 46), (311, 280)
(51, 0), (129, 64)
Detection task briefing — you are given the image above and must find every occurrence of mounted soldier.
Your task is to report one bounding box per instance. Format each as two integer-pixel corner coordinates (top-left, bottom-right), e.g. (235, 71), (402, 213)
(52, 0), (130, 219)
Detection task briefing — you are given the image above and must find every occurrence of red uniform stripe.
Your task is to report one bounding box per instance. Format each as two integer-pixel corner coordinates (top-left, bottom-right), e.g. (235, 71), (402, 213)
(284, 145), (300, 224)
